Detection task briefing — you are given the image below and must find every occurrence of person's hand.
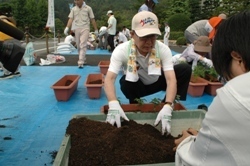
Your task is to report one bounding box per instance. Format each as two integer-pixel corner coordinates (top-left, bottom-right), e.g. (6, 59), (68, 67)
(173, 128), (198, 151)
(106, 100), (129, 127)
(94, 30), (98, 37)
(201, 57), (213, 67)
(64, 27), (69, 36)
(154, 104), (173, 135)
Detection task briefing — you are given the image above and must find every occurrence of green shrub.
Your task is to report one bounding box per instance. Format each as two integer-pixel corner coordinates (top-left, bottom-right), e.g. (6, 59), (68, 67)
(176, 37), (187, 45)
(168, 13), (192, 32)
(169, 31), (184, 40)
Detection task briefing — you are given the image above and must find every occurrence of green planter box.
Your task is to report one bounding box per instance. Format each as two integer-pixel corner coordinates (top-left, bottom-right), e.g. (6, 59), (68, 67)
(53, 110), (206, 166)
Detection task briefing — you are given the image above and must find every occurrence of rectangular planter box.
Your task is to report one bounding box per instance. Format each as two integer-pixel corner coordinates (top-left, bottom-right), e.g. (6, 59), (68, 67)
(199, 77), (223, 96)
(53, 110), (206, 166)
(100, 102), (186, 114)
(51, 75), (81, 101)
(98, 60), (110, 75)
(84, 73), (104, 99)
(188, 76), (208, 97)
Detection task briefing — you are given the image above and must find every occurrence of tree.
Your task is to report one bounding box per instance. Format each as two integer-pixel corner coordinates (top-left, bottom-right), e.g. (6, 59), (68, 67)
(201, 0), (220, 18)
(11, 0), (27, 30)
(188, 0), (203, 22)
(37, 0), (48, 30)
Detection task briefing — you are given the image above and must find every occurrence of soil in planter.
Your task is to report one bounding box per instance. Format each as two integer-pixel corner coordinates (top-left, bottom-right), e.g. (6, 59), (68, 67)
(66, 117), (178, 166)
(65, 80), (73, 86)
(89, 79), (102, 84)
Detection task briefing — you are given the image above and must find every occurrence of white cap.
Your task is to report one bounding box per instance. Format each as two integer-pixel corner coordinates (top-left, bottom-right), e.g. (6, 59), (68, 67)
(107, 10), (113, 15)
(131, 11), (161, 37)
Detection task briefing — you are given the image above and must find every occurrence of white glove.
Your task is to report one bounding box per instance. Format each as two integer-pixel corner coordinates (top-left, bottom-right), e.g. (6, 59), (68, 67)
(154, 104), (173, 135)
(106, 100), (129, 128)
(64, 27), (69, 36)
(201, 57), (213, 68)
(94, 30), (98, 37)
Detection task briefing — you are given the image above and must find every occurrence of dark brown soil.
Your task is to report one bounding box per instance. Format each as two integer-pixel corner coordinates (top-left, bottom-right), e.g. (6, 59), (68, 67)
(65, 80), (73, 86)
(89, 79), (102, 84)
(66, 117), (177, 166)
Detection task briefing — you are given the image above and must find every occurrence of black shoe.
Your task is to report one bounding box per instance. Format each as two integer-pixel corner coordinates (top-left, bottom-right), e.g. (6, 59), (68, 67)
(13, 72), (21, 77)
(0, 73), (14, 80)
(197, 104), (208, 111)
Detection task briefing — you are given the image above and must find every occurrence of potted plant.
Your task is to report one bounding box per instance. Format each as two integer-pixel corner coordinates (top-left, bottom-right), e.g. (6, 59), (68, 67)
(98, 60), (110, 75)
(100, 97), (186, 114)
(188, 63), (208, 97)
(51, 75), (81, 101)
(85, 73), (104, 99)
(192, 62), (223, 96)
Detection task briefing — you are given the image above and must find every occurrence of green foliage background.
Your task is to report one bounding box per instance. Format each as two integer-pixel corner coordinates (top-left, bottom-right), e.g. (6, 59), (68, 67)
(0, 0), (249, 38)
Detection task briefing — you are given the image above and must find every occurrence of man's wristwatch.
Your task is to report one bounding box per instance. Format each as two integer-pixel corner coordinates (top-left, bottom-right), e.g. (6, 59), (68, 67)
(164, 102), (174, 108)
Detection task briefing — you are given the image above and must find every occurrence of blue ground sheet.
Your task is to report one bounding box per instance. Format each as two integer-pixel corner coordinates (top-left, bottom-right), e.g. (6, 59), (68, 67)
(0, 50), (214, 165)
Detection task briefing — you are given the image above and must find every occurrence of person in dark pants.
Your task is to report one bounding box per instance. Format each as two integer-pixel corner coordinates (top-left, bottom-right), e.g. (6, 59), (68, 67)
(120, 65), (190, 104)
(106, 10), (117, 52)
(104, 11), (191, 136)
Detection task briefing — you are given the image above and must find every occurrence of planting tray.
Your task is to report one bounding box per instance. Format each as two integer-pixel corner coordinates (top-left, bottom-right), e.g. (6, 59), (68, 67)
(51, 75), (81, 101)
(53, 110), (206, 166)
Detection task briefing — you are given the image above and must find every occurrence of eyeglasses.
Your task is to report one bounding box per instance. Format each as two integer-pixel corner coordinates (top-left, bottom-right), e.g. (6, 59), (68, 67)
(135, 32), (158, 41)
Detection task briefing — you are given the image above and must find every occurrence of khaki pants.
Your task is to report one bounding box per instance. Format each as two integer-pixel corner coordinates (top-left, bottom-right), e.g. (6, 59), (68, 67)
(75, 28), (89, 65)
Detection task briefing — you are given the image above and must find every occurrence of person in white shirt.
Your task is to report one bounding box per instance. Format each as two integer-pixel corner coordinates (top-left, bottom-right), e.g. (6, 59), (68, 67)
(104, 11), (191, 135)
(175, 11), (250, 166)
(64, 31), (76, 47)
(64, 0), (98, 68)
(172, 36), (213, 70)
(122, 26), (131, 40)
(106, 10), (117, 52)
(163, 22), (170, 46)
(114, 31), (128, 47)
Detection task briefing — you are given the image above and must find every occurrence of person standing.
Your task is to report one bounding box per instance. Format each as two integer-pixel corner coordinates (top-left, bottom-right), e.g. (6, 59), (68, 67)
(163, 22), (170, 46)
(106, 10), (117, 52)
(104, 11), (191, 134)
(138, 0), (159, 12)
(64, 0), (98, 68)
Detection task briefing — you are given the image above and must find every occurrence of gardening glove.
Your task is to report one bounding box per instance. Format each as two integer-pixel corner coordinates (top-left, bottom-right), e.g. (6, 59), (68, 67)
(154, 104), (173, 135)
(200, 57), (213, 68)
(106, 100), (129, 128)
(64, 27), (69, 36)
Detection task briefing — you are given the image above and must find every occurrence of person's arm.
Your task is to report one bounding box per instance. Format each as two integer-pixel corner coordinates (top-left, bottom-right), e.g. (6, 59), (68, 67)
(66, 18), (73, 29)
(107, 18), (113, 30)
(104, 71), (118, 101)
(164, 70), (177, 103)
(91, 18), (98, 31)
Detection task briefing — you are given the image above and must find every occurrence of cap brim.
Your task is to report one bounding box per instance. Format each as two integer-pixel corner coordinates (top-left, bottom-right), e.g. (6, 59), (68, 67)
(135, 28), (161, 37)
(194, 45), (211, 53)
(209, 29), (215, 39)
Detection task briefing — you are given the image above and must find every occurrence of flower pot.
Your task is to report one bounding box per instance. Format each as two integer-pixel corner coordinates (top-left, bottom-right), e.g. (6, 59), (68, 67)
(188, 75), (208, 97)
(98, 61), (110, 75)
(199, 77), (223, 96)
(100, 102), (186, 114)
(51, 75), (81, 101)
(85, 73), (104, 99)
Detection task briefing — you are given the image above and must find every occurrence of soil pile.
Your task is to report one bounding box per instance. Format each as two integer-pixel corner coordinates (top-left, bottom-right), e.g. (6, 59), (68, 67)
(66, 118), (176, 166)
